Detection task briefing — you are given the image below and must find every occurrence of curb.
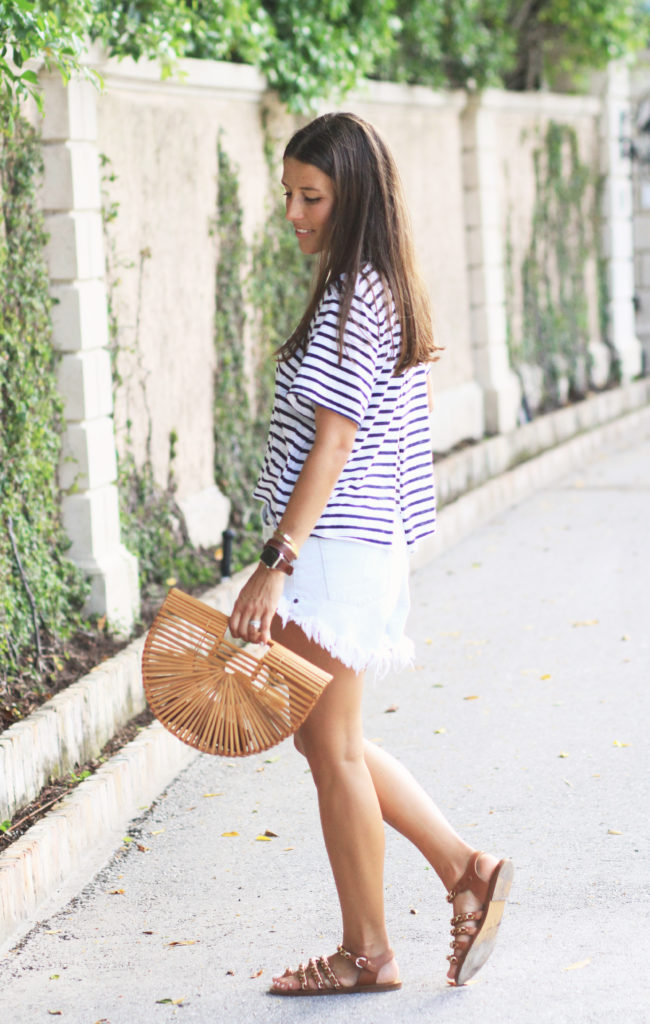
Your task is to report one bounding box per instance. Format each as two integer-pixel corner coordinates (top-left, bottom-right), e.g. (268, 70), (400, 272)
(1, 385), (649, 951)
(0, 724), (196, 951)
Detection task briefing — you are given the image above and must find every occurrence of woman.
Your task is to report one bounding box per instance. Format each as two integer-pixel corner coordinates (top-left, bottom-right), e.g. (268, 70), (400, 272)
(229, 112), (513, 996)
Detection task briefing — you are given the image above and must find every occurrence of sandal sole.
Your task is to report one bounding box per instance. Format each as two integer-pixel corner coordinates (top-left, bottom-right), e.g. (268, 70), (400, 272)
(453, 858), (514, 986)
(269, 981), (402, 996)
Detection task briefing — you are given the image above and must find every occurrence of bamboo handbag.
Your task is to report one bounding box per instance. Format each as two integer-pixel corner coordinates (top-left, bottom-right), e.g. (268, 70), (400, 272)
(142, 588), (332, 757)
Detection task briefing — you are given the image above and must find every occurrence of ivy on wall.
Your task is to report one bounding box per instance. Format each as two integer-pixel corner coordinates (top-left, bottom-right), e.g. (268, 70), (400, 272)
(4, 1), (647, 114)
(507, 121), (605, 413)
(213, 135), (312, 570)
(100, 155), (216, 615)
(0, 95), (87, 687)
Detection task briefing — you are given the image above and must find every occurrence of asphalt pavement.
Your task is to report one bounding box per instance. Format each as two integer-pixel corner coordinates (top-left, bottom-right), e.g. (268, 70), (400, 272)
(2, 434), (649, 1024)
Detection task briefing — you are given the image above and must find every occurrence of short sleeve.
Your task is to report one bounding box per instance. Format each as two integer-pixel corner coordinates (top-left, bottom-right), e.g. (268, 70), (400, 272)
(287, 283), (378, 426)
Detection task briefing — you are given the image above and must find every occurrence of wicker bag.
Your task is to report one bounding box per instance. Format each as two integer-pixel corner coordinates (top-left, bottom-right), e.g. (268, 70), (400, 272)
(142, 588), (332, 757)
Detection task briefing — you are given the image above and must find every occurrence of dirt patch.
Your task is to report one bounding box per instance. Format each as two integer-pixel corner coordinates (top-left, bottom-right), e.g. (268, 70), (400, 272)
(0, 623), (137, 735)
(0, 708), (154, 848)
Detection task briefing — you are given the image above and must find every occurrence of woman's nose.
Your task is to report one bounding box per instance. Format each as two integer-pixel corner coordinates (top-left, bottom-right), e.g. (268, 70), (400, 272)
(285, 196), (300, 222)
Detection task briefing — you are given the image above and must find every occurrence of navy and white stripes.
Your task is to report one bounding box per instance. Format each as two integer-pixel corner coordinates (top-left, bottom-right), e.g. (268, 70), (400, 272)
(253, 267), (436, 548)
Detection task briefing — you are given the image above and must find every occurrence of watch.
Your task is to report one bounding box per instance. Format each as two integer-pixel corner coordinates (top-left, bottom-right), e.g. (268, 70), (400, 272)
(259, 543), (294, 575)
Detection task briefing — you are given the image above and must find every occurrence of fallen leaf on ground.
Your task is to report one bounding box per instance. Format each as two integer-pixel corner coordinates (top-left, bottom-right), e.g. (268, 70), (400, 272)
(572, 620), (599, 627)
(424, 638), (433, 645)
(540, 674), (552, 680)
(150, 829), (165, 836)
(137, 844), (150, 853)
(563, 779), (573, 787)
(108, 889), (125, 895)
(410, 908), (418, 915)
(264, 830), (278, 837)
(168, 940), (197, 947)
(464, 695), (479, 701)
(434, 727), (446, 734)
(563, 959), (591, 971)
(156, 997), (186, 1005)
(283, 847), (295, 851)
(612, 740), (629, 747)
(621, 634), (630, 641)
(203, 792), (222, 798)
(50, 974), (59, 980)
(250, 969), (264, 978)
(221, 831), (239, 837)
(384, 704), (399, 713)
(44, 930), (62, 935)
(226, 969), (235, 976)
(558, 752), (569, 758)
(47, 1013), (62, 1017)
(256, 835), (272, 842)
(607, 828), (622, 835)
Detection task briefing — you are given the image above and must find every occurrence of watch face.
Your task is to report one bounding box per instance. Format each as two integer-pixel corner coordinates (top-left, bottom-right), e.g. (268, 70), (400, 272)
(260, 545), (281, 570)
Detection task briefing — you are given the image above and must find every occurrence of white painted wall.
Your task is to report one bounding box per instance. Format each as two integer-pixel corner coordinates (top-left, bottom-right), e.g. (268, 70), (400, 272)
(31, 55), (640, 622)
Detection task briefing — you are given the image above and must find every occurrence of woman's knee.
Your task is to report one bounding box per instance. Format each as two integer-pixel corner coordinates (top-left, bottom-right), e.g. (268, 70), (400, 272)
(301, 735), (365, 786)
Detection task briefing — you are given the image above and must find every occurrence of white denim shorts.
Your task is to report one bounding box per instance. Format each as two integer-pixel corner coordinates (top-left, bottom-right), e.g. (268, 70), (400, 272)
(269, 520), (413, 676)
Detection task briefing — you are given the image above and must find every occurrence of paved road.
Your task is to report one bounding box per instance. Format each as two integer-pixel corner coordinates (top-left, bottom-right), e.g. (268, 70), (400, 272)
(2, 436), (649, 1024)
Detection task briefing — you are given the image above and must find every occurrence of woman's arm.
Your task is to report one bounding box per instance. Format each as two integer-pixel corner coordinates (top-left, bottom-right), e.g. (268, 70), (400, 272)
(229, 405), (358, 643)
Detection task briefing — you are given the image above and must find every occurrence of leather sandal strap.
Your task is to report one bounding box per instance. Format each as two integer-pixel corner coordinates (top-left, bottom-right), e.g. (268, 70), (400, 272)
(317, 956), (341, 989)
(446, 851), (484, 903)
(337, 944), (395, 974)
(307, 958), (326, 989)
(451, 910), (482, 926)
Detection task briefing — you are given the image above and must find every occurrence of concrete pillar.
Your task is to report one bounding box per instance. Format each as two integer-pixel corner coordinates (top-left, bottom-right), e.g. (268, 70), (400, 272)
(41, 74), (139, 632)
(595, 62), (643, 381)
(461, 95), (521, 435)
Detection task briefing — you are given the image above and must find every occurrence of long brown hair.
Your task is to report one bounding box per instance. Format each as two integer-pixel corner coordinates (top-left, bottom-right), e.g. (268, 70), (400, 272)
(277, 112), (440, 374)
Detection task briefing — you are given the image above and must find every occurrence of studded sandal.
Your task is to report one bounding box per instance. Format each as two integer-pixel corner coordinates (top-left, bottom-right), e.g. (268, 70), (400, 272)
(446, 851), (514, 986)
(269, 943), (402, 996)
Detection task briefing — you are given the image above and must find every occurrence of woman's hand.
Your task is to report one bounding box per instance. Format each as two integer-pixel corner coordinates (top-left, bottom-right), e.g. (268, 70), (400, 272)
(229, 563), (286, 645)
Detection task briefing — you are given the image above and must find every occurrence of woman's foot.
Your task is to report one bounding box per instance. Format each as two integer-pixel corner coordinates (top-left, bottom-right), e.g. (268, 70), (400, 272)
(445, 851), (514, 985)
(270, 945), (401, 995)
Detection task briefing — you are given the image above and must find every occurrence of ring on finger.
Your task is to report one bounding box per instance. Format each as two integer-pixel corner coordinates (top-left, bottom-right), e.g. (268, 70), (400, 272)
(249, 619), (262, 630)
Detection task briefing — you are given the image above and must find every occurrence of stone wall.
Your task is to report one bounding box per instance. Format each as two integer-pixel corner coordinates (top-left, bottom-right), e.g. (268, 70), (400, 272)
(36, 56), (641, 624)
(631, 51), (650, 371)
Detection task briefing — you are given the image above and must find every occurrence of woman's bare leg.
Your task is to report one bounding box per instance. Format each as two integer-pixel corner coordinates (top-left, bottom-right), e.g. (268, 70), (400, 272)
(360, 741), (500, 982)
(270, 618), (399, 992)
(362, 741), (475, 889)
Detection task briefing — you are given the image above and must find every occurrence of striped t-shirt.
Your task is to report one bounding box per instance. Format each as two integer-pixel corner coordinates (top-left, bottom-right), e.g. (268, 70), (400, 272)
(253, 266), (436, 548)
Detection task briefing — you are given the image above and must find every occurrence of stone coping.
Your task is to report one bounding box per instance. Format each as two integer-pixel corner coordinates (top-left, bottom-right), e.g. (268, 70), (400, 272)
(1, 381), (649, 950)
